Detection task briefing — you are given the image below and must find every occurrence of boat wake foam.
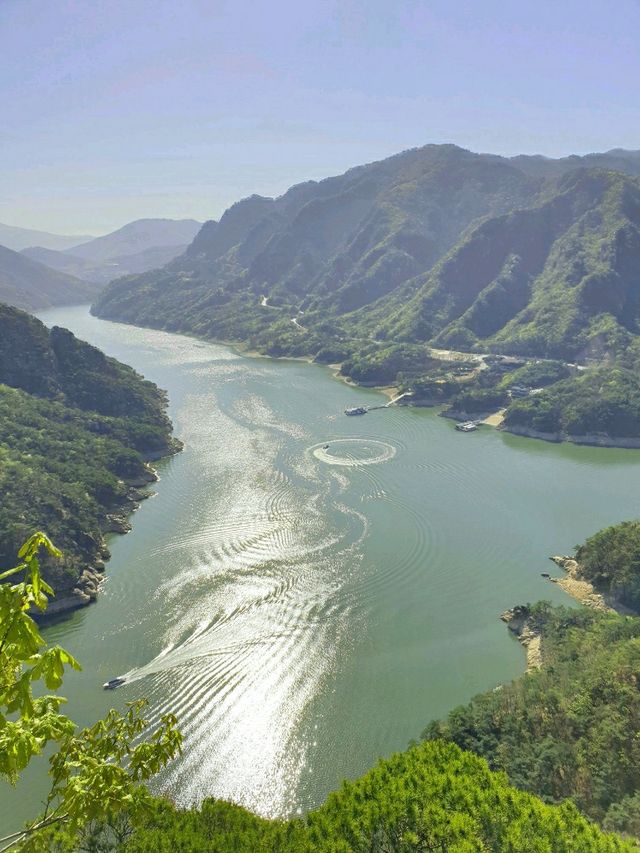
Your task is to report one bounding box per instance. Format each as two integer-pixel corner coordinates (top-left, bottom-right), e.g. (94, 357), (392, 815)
(309, 439), (396, 467)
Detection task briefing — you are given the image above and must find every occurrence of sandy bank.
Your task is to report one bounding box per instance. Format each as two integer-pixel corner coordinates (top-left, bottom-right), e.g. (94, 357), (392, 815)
(547, 556), (612, 612)
(546, 556), (637, 615)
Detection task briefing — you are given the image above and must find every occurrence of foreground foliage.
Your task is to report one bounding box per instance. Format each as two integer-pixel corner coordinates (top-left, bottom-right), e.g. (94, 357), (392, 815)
(72, 740), (631, 852)
(0, 534), (182, 851)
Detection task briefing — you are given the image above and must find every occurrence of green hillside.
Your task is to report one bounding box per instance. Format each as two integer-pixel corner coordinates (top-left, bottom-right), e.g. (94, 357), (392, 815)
(55, 740), (632, 851)
(0, 304), (180, 601)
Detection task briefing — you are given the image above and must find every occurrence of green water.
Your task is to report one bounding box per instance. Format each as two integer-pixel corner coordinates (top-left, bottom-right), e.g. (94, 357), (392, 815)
(3, 304), (640, 832)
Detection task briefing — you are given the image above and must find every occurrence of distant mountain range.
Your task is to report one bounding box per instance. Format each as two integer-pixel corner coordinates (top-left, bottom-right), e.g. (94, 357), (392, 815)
(0, 218), (203, 308)
(0, 221), (93, 252)
(62, 218), (202, 262)
(22, 241), (195, 286)
(0, 244), (100, 311)
(93, 145), (640, 365)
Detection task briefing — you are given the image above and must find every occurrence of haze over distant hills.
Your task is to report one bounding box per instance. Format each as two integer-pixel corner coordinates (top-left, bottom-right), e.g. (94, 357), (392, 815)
(63, 218), (202, 262)
(0, 221), (93, 252)
(20, 218), (203, 286)
(0, 244), (100, 311)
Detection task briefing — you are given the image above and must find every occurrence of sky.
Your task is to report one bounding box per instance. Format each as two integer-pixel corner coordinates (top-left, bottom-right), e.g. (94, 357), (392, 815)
(1, 0), (639, 235)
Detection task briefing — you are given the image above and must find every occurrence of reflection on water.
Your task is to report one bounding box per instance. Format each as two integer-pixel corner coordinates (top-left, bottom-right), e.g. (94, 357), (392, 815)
(2, 304), (640, 833)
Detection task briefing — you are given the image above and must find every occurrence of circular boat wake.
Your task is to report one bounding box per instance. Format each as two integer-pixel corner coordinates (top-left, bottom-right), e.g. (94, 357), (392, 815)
(310, 438), (396, 467)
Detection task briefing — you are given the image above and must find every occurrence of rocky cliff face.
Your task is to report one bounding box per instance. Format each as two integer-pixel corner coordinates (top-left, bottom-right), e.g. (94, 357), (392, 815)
(501, 605), (542, 671)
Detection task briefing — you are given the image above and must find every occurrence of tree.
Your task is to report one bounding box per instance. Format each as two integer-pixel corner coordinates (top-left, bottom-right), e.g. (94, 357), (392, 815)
(0, 533), (182, 852)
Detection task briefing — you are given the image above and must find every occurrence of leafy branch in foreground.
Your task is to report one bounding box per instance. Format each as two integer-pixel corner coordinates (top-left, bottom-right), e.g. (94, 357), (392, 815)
(0, 532), (182, 852)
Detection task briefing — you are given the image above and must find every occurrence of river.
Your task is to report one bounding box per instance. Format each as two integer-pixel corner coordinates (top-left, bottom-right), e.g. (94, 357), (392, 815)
(3, 304), (640, 832)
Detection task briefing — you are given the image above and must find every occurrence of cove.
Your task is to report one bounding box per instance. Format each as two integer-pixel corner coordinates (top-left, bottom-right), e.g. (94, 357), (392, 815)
(3, 304), (640, 833)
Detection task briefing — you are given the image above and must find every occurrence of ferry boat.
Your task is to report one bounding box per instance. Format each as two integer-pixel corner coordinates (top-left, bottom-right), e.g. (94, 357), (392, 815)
(344, 406), (367, 416)
(103, 677), (126, 690)
(455, 420), (478, 432)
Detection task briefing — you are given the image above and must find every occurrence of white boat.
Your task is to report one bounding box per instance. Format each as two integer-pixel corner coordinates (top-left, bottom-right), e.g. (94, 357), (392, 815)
(455, 421), (478, 432)
(103, 677), (126, 690)
(344, 406), (367, 416)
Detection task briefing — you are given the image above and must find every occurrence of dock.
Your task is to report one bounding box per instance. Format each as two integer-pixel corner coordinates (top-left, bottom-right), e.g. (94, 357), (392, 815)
(345, 391), (414, 415)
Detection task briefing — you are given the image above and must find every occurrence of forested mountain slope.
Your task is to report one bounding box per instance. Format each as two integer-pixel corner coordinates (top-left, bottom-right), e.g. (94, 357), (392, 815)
(0, 304), (180, 608)
(376, 168), (640, 360)
(0, 243), (100, 311)
(94, 145), (640, 364)
(92, 144), (640, 442)
(93, 145), (541, 335)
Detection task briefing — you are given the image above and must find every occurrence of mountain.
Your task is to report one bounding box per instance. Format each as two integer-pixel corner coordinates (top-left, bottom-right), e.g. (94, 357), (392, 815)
(377, 167), (640, 360)
(0, 303), (180, 609)
(0, 243), (101, 311)
(508, 148), (640, 179)
(93, 145), (541, 335)
(22, 242), (192, 284)
(0, 221), (93, 251)
(92, 144), (640, 441)
(93, 145), (640, 361)
(66, 218), (202, 262)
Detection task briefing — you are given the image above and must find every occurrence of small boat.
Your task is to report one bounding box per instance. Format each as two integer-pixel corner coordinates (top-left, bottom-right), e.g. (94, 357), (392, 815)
(455, 420), (478, 432)
(344, 406), (367, 416)
(103, 677), (126, 690)
(323, 444), (330, 450)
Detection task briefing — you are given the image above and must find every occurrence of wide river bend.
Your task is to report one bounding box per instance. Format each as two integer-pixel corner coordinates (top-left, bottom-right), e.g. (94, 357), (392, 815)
(3, 305), (640, 831)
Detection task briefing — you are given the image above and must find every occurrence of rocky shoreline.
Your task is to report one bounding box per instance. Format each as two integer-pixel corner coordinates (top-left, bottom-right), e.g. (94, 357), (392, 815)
(545, 555), (637, 615)
(501, 424), (640, 449)
(501, 555), (638, 672)
(501, 605), (542, 672)
(37, 448), (180, 620)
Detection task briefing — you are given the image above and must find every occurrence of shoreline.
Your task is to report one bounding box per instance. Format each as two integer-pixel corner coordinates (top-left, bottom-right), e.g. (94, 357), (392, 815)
(500, 555), (638, 673)
(90, 309), (640, 451)
(501, 606), (542, 672)
(546, 555), (637, 615)
(501, 424), (640, 450)
(37, 441), (182, 620)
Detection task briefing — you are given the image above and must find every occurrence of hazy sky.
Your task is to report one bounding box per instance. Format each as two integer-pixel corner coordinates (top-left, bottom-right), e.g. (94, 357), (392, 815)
(2, 0), (639, 235)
